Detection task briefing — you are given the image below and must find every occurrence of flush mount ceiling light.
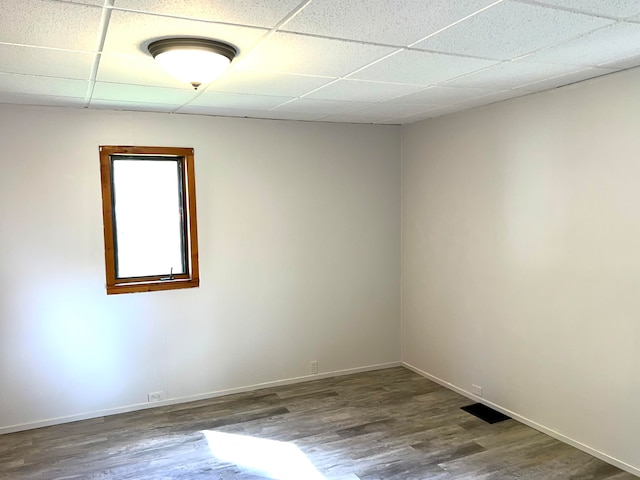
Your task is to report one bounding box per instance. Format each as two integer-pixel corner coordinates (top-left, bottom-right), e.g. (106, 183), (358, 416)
(148, 38), (237, 90)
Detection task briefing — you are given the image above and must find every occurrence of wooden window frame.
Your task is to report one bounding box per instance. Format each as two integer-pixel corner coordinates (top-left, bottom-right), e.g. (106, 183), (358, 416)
(99, 146), (200, 295)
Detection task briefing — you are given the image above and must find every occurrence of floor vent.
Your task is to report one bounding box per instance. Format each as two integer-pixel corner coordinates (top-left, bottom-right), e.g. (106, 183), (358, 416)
(461, 403), (511, 424)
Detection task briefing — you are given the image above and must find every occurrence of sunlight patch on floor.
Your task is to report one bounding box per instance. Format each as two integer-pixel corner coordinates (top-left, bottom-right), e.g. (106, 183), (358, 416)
(202, 430), (327, 480)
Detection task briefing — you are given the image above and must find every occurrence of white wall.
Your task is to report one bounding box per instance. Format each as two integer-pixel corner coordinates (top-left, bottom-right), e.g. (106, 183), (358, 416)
(0, 105), (401, 431)
(402, 67), (640, 474)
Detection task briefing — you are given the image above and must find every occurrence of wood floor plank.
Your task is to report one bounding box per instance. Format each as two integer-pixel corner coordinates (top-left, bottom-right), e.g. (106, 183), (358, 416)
(0, 367), (636, 480)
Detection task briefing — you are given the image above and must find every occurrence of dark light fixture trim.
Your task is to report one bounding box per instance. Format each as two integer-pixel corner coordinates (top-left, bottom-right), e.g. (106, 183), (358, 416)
(148, 38), (237, 63)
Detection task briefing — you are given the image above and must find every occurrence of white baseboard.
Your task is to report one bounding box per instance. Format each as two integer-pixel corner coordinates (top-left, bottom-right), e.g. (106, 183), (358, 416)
(0, 361), (402, 436)
(402, 362), (640, 478)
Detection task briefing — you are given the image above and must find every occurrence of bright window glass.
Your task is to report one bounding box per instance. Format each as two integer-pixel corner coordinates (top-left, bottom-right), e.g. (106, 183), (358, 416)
(112, 158), (186, 278)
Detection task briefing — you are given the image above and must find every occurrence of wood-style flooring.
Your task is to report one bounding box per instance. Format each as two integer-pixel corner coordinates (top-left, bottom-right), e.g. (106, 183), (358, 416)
(0, 367), (636, 480)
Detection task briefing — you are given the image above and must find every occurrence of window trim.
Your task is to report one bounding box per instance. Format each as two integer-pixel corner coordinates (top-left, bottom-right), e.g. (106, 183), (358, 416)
(99, 145), (200, 295)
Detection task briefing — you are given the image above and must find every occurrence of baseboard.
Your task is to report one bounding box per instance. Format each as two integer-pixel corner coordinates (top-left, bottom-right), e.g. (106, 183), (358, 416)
(0, 361), (401, 435)
(402, 362), (640, 478)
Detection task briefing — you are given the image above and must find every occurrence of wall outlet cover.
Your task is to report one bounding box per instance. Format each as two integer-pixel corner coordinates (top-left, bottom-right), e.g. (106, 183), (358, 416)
(148, 391), (164, 403)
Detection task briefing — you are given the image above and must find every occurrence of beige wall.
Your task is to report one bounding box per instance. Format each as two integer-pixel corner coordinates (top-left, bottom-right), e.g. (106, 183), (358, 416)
(402, 67), (640, 475)
(0, 106), (401, 431)
(3, 65), (639, 475)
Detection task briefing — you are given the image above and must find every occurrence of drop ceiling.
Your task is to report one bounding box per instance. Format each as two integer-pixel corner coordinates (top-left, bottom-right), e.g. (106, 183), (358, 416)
(2, 0), (640, 124)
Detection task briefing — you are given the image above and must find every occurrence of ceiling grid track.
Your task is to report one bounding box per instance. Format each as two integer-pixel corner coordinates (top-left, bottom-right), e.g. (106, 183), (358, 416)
(83, 0), (115, 108)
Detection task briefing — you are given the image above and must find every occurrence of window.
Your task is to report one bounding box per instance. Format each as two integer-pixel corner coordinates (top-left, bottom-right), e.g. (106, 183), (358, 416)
(99, 146), (199, 294)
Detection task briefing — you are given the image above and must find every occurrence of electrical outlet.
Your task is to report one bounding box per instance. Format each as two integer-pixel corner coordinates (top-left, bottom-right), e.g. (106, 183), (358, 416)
(472, 384), (483, 397)
(310, 360), (318, 375)
(148, 391), (164, 403)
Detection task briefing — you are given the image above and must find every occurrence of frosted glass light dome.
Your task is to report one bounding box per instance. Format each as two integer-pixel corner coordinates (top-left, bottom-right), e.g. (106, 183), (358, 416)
(148, 38), (237, 90)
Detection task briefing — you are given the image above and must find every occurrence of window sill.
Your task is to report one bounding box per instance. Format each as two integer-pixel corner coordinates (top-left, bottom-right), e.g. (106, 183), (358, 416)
(106, 278), (199, 295)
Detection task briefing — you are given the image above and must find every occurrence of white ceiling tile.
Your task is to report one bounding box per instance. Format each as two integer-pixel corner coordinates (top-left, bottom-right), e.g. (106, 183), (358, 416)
(442, 61), (584, 89)
(0, 92), (85, 108)
(379, 104), (461, 123)
(321, 112), (398, 124)
(248, 110), (324, 121)
(350, 50), (497, 85)
(458, 89), (532, 107)
(338, 101), (437, 118)
(176, 105), (258, 116)
(0, 44), (94, 79)
(91, 82), (196, 103)
(599, 53), (640, 69)
(400, 94), (533, 122)
(272, 98), (369, 115)
(532, 0), (640, 18)
(395, 105), (472, 123)
(381, 113), (436, 124)
(187, 92), (293, 109)
(237, 32), (398, 77)
(413, 1), (612, 60)
(176, 105), (322, 121)
(249, 110), (326, 121)
(284, 0), (498, 46)
(102, 10), (267, 57)
(89, 98), (177, 113)
(207, 69), (335, 97)
(392, 85), (502, 105)
(425, 104), (479, 116)
(518, 23), (640, 67)
(50, 0), (104, 5)
(113, 0), (302, 28)
(390, 114), (431, 125)
(96, 53), (186, 88)
(0, 0), (102, 50)
(0, 73), (88, 97)
(515, 67), (614, 91)
(304, 79), (425, 103)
